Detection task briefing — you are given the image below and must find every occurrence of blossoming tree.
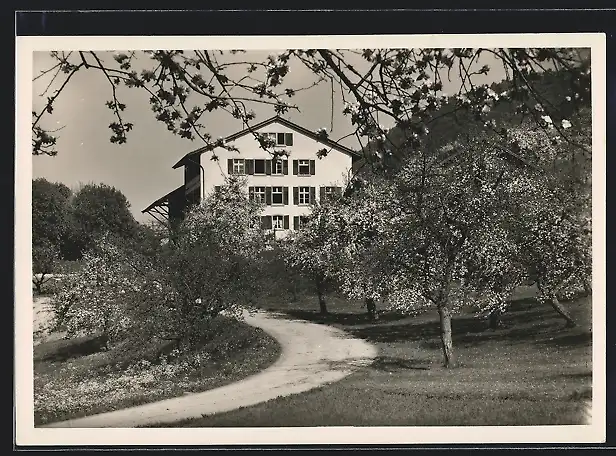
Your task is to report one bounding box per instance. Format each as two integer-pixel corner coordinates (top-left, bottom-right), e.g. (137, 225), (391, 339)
(503, 111), (592, 327)
(33, 48), (589, 169)
(51, 177), (268, 350)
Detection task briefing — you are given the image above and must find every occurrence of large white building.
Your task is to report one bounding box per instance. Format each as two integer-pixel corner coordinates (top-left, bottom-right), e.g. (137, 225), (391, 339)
(143, 116), (362, 235)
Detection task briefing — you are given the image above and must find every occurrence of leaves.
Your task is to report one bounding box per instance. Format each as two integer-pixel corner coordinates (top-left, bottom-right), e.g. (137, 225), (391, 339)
(32, 48), (590, 166)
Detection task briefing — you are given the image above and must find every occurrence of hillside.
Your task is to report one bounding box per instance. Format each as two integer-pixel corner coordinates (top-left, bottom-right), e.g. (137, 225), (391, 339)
(353, 65), (591, 177)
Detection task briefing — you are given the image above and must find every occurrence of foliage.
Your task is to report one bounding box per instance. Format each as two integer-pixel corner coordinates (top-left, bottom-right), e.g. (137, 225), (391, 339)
(32, 178), (72, 247)
(32, 240), (61, 294)
(279, 199), (345, 309)
(503, 113), (592, 302)
(34, 315), (280, 425)
(33, 49), (590, 171)
(51, 236), (149, 343)
(62, 182), (139, 259)
(38, 48), (593, 368)
(320, 127), (561, 366)
(51, 177), (268, 350)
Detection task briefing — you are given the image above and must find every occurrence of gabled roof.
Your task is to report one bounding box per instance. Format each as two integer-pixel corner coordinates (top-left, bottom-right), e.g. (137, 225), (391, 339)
(172, 115), (361, 169)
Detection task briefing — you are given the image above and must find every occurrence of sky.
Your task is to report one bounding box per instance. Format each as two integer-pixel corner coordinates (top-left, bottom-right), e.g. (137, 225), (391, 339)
(32, 50), (505, 223)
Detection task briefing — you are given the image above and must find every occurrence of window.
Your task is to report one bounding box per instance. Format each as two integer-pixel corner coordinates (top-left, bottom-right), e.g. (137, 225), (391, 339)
(232, 159), (245, 175)
(254, 159), (266, 174)
(250, 186), (266, 203)
(272, 159), (284, 175)
(293, 215), (310, 230)
(298, 159), (311, 176)
(264, 132), (293, 146)
(321, 186), (341, 202)
(272, 215), (284, 230)
(272, 186), (284, 205)
(298, 187), (310, 205)
(293, 186), (314, 205)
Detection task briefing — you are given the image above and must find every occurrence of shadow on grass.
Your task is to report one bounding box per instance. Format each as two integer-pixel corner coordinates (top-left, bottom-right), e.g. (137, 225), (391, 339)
(559, 371), (592, 381)
(369, 355), (431, 371)
(346, 307), (588, 349)
(538, 331), (592, 348)
(34, 333), (108, 363)
(277, 309), (410, 326)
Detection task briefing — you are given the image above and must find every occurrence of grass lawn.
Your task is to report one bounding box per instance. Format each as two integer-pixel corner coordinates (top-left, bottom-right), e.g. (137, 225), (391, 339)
(34, 315), (282, 426)
(165, 287), (592, 427)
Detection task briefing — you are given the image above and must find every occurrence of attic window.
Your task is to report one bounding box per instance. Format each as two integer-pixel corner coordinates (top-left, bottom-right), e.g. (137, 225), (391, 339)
(266, 132), (294, 146)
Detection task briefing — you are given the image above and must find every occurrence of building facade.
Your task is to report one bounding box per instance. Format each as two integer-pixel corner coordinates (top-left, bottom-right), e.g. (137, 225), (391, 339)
(143, 116), (362, 236)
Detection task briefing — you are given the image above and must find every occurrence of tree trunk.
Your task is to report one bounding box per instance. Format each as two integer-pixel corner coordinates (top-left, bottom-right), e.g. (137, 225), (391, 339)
(548, 293), (577, 328)
(488, 307), (502, 330)
(582, 277), (592, 297)
(438, 304), (456, 368)
(316, 277), (328, 314)
(366, 297), (379, 320)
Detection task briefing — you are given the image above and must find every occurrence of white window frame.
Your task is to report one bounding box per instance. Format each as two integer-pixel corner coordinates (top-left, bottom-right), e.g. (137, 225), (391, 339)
(298, 159), (311, 176)
(272, 215), (284, 230)
(272, 159), (284, 175)
(298, 187), (310, 205)
(233, 159), (245, 175)
(253, 186), (266, 203)
(272, 186), (284, 205)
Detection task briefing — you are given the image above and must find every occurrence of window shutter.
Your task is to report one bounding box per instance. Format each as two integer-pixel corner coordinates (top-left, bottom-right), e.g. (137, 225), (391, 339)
(261, 216), (272, 230)
(283, 160), (289, 175)
(248, 187), (254, 200)
(283, 187), (289, 205)
(309, 187), (316, 204)
(293, 216), (299, 230)
(265, 159), (272, 175)
(227, 159), (233, 174)
(265, 186), (272, 205)
(335, 186), (342, 196)
(284, 215), (289, 229)
(293, 160), (298, 175)
(310, 160), (316, 175)
(320, 187), (326, 202)
(293, 187), (299, 205)
(246, 159), (254, 175)
(215, 185), (221, 193)
(285, 133), (293, 146)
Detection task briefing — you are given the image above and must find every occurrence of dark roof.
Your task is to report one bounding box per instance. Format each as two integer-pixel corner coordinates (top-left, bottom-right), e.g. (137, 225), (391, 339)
(172, 115), (361, 169)
(141, 185), (184, 213)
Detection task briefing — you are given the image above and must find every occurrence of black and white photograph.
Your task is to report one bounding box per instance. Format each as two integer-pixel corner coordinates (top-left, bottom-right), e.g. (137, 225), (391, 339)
(15, 32), (606, 446)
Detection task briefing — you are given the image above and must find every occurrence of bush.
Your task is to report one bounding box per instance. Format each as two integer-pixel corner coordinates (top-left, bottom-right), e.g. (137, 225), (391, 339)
(50, 178), (270, 351)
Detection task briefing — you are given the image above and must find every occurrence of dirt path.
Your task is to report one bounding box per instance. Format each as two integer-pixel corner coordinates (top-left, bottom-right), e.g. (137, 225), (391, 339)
(42, 309), (378, 428)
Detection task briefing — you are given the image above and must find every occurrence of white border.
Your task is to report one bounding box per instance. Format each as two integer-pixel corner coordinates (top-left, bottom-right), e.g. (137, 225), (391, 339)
(15, 33), (607, 446)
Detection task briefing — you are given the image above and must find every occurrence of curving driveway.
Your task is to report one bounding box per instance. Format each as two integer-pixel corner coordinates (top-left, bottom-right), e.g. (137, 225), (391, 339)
(42, 309), (378, 428)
